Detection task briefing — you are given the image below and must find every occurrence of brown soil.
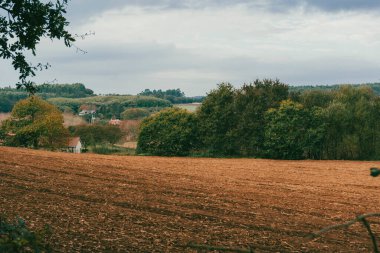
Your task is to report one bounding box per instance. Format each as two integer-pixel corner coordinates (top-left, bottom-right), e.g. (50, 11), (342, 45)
(0, 147), (379, 252)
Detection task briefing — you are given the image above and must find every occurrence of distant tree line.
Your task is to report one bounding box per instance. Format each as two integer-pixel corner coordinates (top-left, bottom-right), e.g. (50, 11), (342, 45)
(49, 95), (172, 118)
(0, 83), (94, 112)
(290, 83), (380, 95)
(137, 79), (380, 160)
(139, 88), (204, 104)
(35, 83), (94, 97)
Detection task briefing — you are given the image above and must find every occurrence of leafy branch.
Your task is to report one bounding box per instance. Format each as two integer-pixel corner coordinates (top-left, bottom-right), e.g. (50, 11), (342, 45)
(0, 0), (74, 93)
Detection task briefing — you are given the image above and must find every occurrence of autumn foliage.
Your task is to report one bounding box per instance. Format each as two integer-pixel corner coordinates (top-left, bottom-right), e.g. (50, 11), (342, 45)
(2, 96), (68, 149)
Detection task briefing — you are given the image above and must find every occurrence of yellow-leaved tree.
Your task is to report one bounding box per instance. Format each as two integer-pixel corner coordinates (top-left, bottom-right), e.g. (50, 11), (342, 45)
(2, 96), (68, 149)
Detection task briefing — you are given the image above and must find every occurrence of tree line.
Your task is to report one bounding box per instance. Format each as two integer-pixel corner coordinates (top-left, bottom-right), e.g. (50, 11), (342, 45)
(289, 83), (380, 95)
(137, 79), (380, 160)
(48, 95), (172, 118)
(139, 88), (204, 104)
(0, 83), (94, 112)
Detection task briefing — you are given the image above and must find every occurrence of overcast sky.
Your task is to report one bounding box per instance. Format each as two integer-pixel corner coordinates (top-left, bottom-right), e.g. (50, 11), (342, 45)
(1, 0), (380, 96)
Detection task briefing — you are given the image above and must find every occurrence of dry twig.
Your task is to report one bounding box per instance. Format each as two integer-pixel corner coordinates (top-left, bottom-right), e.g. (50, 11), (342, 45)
(311, 213), (380, 253)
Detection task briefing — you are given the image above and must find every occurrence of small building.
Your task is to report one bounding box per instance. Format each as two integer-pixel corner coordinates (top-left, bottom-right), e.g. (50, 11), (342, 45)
(79, 109), (96, 116)
(67, 137), (82, 153)
(109, 119), (121, 126)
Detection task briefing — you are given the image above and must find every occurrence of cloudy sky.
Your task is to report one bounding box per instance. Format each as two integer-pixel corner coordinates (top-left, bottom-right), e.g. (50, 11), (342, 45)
(1, 0), (380, 96)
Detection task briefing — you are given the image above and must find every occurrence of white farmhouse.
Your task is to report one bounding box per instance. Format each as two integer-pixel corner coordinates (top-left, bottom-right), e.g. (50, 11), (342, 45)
(67, 137), (82, 153)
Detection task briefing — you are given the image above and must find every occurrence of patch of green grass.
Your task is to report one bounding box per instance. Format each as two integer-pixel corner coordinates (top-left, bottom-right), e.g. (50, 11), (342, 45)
(174, 103), (201, 112)
(90, 145), (135, 155)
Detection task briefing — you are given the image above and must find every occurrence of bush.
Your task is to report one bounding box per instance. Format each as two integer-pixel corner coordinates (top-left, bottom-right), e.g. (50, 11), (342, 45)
(137, 108), (199, 156)
(0, 216), (52, 253)
(73, 124), (124, 146)
(91, 145), (135, 155)
(121, 108), (150, 120)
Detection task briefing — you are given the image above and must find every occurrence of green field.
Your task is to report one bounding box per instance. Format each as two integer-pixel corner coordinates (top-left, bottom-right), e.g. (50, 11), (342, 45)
(175, 103), (201, 112)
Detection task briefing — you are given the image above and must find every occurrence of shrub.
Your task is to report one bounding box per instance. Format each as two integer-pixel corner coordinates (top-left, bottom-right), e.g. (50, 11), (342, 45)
(121, 108), (150, 120)
(0, 216), (52, 253)
(137, 108), (199, 156)
(73, 124), (124, 146)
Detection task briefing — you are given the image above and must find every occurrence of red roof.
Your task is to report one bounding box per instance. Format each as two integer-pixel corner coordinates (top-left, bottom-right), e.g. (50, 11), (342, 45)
(68, 137), (81, 147)
(109, 119), (121, 125)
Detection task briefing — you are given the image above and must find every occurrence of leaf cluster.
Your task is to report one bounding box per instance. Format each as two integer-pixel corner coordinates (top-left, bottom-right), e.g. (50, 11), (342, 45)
(0, 0), (74, 93)
(0, 216), (52, 253)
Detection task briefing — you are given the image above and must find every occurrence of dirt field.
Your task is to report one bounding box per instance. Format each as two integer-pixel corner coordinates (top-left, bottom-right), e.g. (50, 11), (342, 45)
(0, 147), (379, 252)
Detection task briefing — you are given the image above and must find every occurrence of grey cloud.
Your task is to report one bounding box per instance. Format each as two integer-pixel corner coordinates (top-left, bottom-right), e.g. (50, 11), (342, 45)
(66, 1), (127, 24)
(67, 0), (380, 14)
(66, 0), (380, 25)
(303, 0), (380, 11)
(25, 41), (380, 96)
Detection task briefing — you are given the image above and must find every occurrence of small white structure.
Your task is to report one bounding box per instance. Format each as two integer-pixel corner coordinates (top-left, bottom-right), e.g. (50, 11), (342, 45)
(79, 109), (96, 116)
(67, 137), (82, 153)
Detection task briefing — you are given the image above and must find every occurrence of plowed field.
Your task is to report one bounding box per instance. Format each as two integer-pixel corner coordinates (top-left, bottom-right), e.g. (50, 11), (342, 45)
(0, 147), (379, 252)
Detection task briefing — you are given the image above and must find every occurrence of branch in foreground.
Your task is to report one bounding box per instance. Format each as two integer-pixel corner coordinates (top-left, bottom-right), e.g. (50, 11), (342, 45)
(310, 213), (380, 238)
(311, 213), (380, 253)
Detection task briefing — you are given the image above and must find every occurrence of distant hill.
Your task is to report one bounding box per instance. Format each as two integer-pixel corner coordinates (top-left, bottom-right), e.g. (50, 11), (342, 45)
(0, 83), (95, 112)
(289, 83), (380, 95)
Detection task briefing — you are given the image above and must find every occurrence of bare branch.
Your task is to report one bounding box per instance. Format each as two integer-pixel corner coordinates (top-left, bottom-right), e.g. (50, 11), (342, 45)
(361, 217), (379, 253)
(310, 213), (380, 238)
(74, 31), (95, 40)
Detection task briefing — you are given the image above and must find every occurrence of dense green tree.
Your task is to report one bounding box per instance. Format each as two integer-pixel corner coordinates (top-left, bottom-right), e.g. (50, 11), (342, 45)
(232, 79), (289, 156)
(264, 100), (325, 159)
(121, 108), (150, 120)
(137, 108), (199, 156)
(0, 0), (74, 93)
(2, 96), (68, 149)
(197, 83), (237, 155)
(103, 125), (124, 145)
(321, 86), (380, 160)
(299, 90), (334, 109)
(73, 124), (124, 146)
